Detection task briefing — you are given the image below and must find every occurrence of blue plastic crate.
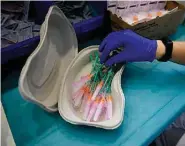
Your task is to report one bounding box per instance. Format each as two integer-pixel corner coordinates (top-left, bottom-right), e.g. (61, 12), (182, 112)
(1, 1), (105, 64)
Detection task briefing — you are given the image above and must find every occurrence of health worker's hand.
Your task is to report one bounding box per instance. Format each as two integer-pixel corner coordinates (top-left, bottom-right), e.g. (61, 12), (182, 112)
(99, 29), (158, 66)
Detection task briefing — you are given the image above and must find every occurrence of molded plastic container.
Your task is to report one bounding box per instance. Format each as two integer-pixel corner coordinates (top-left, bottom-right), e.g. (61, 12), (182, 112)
(19, 6), (125, 129)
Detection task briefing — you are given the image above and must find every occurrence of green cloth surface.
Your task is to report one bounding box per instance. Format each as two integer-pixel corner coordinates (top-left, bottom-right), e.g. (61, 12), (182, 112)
(2, 25), (185, 146)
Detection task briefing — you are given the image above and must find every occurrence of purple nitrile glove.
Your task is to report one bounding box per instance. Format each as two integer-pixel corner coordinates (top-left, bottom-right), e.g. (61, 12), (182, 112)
(99, 29), (157, 66)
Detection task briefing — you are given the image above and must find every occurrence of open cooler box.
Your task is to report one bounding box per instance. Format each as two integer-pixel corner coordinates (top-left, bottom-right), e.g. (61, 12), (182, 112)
(1, 1), (107, 64)
(18, 6), (125, 129)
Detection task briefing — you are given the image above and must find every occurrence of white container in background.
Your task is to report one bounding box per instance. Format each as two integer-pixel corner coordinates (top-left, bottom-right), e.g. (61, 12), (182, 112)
(157, 1), (167, 10)
(107, 0), (117, 14)
(116, 1), (129, 18)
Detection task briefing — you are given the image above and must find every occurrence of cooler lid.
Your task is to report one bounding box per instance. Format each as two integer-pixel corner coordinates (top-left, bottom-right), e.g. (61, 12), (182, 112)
(19, 6), (78, 111)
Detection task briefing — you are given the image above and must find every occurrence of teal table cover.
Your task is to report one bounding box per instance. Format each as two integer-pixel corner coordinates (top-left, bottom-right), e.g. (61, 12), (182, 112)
(2, 25), (185, 146)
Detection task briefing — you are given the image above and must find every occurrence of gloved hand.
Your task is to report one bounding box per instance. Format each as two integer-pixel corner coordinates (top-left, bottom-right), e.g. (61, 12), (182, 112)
(99, 29), (157, 66)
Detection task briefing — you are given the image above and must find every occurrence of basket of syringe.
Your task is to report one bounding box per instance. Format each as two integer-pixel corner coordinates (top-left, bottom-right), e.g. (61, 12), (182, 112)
(108, 1), (185, 39)
(109, 1), (179, 26)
